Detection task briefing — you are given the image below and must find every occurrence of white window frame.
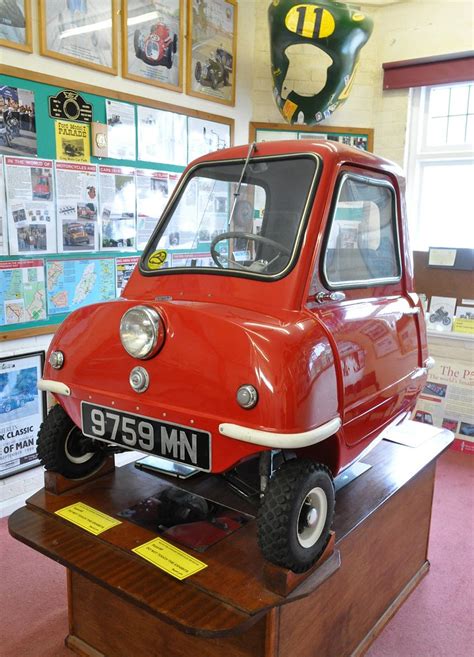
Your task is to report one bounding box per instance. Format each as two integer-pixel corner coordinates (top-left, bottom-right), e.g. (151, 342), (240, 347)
(405, 83), (474, 251)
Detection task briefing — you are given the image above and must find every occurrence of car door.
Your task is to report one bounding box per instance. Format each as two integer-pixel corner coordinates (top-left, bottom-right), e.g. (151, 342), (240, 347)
(310, 170), (422, 447)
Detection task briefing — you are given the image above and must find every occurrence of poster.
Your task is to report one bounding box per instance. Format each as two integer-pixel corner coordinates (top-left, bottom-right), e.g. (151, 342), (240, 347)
(0, 0), (32, 51)
(414, 357), (474, 454)
(0, 259), (47, 325)
(46, 257), (116, 315)
(428, 296), (456, 332)
(137, 105), (187, 165)
(116, 255), (139, 295)
(5, 157), (57, 255)
(0, 351), (45, 478)
(0, 85), (36, 156)
(55, 161), (99, 252)
(40, 0), (117, 74)
(123, 0), (182, 91)
(55, 120), (90, 162)
(298, 131), (369, 150)
(98, 165), (136, 250)
(187, 0), (237, 106)
(187, 117), (230, 162)
(0, 155), (7, 254)
(136, 169), (169, 249)
(106, 99), (136, 161)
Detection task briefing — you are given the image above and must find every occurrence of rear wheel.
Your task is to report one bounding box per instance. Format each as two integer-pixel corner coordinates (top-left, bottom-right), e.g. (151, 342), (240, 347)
(257, 459), (335, 572)
(195, 61), (202, 82)
(37, 404), (106, 479)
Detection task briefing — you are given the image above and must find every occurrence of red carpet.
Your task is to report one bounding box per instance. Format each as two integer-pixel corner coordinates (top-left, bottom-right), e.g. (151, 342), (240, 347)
(1, 450), (473, 657)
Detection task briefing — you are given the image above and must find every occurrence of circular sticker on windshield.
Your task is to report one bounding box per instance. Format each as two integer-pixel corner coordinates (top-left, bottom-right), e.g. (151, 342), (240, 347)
(148, 250), (168, 270)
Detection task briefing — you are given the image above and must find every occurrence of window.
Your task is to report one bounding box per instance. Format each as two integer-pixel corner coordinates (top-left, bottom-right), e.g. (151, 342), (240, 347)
(143, 156), (318, 277)
(323, 175), (400, 287)
(406, 82), (474, 250)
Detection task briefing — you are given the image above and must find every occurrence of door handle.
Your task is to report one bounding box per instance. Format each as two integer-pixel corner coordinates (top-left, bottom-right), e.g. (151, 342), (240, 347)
(315, 291), (346, 304)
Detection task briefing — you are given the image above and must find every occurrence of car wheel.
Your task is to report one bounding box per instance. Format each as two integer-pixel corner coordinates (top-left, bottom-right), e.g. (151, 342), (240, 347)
(165, 45), (173, 69)
(210, 71), (218, 90)
(4, 402), (12, 412)
(37, 404), (106, 479)
(257, 459), (335, 572)
(195, 61), (202, 82)
(172, 33), (178, 54)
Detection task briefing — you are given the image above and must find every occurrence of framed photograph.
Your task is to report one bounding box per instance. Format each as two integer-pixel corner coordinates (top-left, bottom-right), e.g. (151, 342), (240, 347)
(39, 0), (118, 75)
(0, 351), (46, 479)
(249, 122), (374, 152)
(0, 0), (32, 51)
(122, 0), (184, 92)
(186, 0), (237, 107)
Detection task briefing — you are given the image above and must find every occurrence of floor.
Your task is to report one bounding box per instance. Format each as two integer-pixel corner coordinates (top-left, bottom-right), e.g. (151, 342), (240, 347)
(1, 449), (472, 657)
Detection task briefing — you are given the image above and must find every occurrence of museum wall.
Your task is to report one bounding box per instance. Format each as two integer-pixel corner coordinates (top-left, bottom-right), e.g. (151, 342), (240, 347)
(251, 0), (474, 165)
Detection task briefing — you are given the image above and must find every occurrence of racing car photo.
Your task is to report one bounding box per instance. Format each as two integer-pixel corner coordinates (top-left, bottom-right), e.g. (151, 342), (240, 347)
(134, 22), (178, 69)
(195, 48), (233, 90)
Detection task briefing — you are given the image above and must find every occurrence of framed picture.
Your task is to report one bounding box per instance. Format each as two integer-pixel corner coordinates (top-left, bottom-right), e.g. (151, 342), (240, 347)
(0, 0), (32, 51)
(39, 0), (118, 75)
(122, 0), (184, 92)
(186, 0), (237, 107)
(0, 351), (46, 479)
(249, 122), (374, 152)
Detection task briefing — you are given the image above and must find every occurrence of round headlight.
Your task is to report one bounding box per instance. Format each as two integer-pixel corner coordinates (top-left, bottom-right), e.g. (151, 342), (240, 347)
(120, 306), (165, 359)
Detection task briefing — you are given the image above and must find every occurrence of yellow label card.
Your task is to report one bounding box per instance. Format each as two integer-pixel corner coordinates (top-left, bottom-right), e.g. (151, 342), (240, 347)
(133, 537), (207, 580)
(55, 502), (121, 536)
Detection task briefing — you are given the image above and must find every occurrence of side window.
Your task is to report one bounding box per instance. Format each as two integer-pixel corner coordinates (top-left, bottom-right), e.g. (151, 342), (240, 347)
(324, 175), (401, 287)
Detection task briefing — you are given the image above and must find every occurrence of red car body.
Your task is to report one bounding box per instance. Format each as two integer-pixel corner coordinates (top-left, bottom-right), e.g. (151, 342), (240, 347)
(41, 140), (429, 476)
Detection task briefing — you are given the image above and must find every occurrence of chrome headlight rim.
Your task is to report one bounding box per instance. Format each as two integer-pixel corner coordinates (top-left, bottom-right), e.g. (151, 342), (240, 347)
(120, 305), (165, 360)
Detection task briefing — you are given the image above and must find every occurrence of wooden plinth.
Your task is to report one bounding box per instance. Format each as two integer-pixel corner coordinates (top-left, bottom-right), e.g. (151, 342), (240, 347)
(9, 430), (453, 657)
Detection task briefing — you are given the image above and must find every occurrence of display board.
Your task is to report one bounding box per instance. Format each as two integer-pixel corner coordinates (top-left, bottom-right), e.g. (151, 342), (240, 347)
(0, 66), (234, 340)
(249, 122), (374, 152)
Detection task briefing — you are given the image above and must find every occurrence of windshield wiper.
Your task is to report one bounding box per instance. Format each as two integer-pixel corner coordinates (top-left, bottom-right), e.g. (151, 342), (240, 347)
(228, 141), (257, 227)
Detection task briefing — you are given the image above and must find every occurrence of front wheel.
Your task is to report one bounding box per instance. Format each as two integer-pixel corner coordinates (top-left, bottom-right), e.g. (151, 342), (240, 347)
(257, 459), (335, 572)
(37, 404), (106, 479)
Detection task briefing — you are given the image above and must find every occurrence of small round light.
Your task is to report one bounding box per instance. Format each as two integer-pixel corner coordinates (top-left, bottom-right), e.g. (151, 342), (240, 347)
(236, 385), (258, 409)
(120, 305), (165, 359)
(49, 351), (64, 369)
(129, 366), (150, 393)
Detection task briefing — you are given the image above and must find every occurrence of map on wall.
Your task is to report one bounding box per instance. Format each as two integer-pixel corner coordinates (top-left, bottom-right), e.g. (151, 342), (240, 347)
(0, 259), (47, 325)
(46, 258), (116, 315)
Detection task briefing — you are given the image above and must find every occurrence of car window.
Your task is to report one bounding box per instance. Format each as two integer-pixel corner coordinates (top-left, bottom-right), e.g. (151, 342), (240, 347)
(143, 156), (318, 278)
(323, 175), (401, 287)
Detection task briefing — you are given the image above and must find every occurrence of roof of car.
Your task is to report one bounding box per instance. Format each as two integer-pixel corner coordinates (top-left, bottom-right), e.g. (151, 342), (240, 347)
(192, 139), (403, 178)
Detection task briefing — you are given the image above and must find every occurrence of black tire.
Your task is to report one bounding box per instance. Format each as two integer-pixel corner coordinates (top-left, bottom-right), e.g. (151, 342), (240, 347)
(165, 45), (173, 69)
(134, 29), (142, 58)
(442, 316), (451, 326)
(37, 404), (106, 479)
(195, 61), (202, 82)
(172, 33), (178, 54)
(210, 71), (218, 89)
(257, 459), (335, 572)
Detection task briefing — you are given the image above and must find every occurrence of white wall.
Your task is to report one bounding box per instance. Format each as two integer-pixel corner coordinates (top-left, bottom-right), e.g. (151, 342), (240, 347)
(251, 0), (474, 165)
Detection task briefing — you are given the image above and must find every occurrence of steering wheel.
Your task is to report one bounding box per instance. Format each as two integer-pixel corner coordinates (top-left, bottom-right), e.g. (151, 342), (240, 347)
(210, 232), (291, 272)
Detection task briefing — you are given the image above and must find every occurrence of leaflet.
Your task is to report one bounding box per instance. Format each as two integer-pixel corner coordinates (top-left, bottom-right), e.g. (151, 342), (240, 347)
(98, 165), (136, 250)
(0, 259), (47, 325)
(136, 169), (170, 249)
(106, 99), (136, 161)
(55, 161), (99, 252)
(0, 155), (7, 255)
(5, 157), (56, 255)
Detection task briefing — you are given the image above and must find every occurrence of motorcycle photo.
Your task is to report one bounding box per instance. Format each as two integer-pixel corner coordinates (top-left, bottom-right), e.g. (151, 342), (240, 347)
(0, 107), (21, 148)
(429, 306), (452, 326)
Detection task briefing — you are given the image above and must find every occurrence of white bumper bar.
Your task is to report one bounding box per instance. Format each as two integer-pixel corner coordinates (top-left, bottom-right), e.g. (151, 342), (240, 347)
(219, 416), (341, 448)
(38, 379), (71, 396)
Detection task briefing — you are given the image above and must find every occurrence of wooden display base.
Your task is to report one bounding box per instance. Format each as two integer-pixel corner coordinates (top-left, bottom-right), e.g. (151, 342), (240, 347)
(9, 430), (453, 657)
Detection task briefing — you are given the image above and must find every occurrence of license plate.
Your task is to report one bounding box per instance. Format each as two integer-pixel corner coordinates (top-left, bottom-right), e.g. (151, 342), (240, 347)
(81, 402), (211, 471)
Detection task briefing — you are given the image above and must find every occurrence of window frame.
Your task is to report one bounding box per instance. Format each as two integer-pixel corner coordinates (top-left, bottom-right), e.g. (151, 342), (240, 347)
(320, 172), (402, 290)
(405, 83), (474, 251)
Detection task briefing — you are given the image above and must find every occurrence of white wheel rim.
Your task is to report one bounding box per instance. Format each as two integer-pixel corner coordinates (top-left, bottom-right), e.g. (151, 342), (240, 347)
(297, 486), (328, 549)
(64, 427), (95, 465)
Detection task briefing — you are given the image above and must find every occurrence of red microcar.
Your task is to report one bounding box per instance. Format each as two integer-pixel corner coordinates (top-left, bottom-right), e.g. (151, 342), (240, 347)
(37, 140), (431, 572)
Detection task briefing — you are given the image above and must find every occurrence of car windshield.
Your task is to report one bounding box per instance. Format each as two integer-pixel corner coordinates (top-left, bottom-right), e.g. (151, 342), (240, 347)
(142, 155), (318, 277)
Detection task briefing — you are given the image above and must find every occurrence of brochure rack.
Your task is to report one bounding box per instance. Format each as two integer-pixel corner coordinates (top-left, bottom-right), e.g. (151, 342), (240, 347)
(9, 429), (452, 657)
